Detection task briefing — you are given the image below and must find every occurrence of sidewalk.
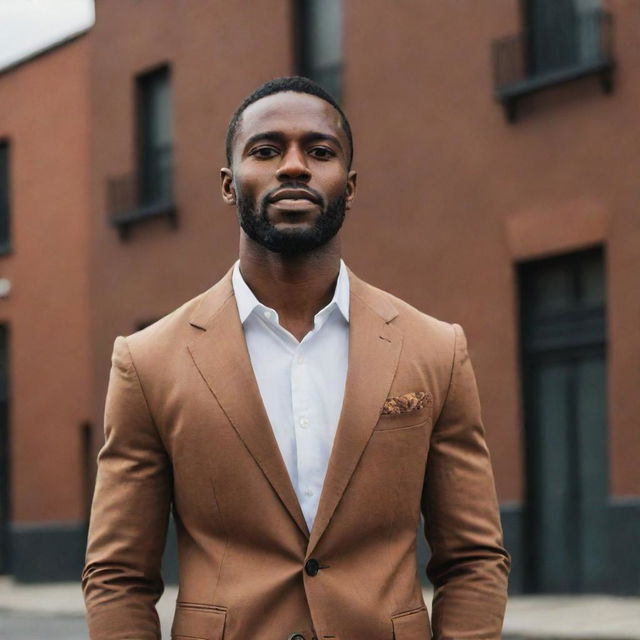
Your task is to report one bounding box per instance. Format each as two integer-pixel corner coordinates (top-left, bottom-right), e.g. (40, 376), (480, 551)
(1, 577), (638, 639)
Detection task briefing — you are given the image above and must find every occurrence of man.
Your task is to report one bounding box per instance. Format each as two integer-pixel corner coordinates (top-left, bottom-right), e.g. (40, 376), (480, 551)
(82, 76), (510, 640)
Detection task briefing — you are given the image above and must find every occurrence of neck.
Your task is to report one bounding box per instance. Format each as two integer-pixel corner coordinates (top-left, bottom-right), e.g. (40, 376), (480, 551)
(238, 234), (343, 341)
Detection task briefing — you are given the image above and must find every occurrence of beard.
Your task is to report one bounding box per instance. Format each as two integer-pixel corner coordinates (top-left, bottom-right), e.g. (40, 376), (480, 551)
(236, 183), (347, 255)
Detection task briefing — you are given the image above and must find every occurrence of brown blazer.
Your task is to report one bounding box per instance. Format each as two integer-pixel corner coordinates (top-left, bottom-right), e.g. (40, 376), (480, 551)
(82, 267), (510, 640)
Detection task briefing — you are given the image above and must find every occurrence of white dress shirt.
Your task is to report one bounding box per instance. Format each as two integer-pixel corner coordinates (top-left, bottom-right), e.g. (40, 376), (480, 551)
(232, 260), (349, 531)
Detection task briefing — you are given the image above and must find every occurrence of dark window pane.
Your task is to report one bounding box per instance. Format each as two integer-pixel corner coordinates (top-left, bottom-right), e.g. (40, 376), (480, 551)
(0, 142), (10, 250)
(575, 0), (604, 64)
(575, 355), (608, 590)
(579, 253), (605, 306)
(527, 0), (602, 74)
(529, 261), (575, 315)
(533, 360), (574, 591)
(137, 66), (173, 206)
(525, 248), (605, 318)
(298, 0), (343, 100)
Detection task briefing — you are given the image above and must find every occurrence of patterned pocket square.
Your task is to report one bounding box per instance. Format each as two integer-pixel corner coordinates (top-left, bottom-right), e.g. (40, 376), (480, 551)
(381, 391), (428, 416)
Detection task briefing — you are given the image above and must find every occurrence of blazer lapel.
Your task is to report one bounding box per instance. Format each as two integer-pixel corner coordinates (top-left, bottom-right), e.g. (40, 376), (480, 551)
(187, 270), (309, 539)
(308, 271), (402, 553)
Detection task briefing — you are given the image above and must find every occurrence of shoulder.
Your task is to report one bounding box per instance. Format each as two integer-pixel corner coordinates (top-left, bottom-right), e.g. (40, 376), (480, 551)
(350, 273), (458, 349)
(352, 275), (466, 412)
(120, 267), (235, 365)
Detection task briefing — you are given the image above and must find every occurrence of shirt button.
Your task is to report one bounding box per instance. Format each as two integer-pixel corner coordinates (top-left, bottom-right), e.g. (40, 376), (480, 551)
(304, 489), (313, 497)
(263, 310), (273, 320)
(297, 356), (304, 365)
(299, 417), (309, 428)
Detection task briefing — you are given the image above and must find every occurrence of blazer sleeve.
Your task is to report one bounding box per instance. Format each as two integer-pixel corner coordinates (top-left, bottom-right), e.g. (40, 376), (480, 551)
(421, 323), (511, 640)
(82, 336), (172, 640)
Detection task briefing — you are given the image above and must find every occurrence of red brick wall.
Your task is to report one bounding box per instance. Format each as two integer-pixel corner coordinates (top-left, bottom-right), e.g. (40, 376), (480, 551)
(342, 0), (639, 500)
(88, 0), (640, 504)
(88, 0), (295, 434)
(0, 35), (91, 521)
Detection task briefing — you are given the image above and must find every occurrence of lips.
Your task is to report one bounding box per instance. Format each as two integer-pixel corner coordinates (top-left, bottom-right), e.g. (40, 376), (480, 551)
(269, 188), (320, 205)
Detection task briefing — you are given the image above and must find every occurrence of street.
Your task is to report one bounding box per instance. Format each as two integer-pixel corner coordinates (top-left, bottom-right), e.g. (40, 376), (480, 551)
(2, 587), (640, 640)
(0, 611), (88, 640)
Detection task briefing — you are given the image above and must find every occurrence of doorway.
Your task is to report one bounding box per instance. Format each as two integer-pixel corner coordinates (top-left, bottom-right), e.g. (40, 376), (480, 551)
(0, 324), (9, 574)
(519, 247), (608, 592)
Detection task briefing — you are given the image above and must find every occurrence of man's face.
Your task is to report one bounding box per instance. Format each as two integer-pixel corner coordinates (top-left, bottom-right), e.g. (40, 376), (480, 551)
(221, 92), (356, 255)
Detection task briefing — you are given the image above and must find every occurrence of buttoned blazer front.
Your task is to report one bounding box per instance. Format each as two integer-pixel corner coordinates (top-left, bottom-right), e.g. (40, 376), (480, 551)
(82, 267), (510, 640)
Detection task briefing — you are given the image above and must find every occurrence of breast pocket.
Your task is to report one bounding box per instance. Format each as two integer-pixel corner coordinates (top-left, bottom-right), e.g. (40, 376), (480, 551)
(374, 392), (433, 432)
(172, 602), (227, 640)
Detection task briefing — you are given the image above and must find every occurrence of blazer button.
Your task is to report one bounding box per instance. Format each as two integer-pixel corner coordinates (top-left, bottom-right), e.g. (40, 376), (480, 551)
(305, 558), (320, 576)
(288, 634), (305, 640)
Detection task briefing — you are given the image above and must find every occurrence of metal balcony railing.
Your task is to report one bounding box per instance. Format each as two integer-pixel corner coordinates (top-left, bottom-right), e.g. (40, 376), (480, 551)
(107, 150), (176, 240)
(492, 10), (614, 122)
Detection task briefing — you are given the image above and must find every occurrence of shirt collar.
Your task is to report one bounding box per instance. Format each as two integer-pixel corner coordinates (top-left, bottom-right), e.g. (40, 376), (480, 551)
(232, 259), (350, 324)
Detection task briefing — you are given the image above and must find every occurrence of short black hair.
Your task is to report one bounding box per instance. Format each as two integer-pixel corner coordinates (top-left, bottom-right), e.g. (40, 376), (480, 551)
(225, 76), (354, 168)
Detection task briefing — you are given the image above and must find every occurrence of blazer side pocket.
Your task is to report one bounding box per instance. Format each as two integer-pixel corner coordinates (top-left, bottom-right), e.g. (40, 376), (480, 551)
(172, 602), (227, 640)
(391, 606), (432, 639)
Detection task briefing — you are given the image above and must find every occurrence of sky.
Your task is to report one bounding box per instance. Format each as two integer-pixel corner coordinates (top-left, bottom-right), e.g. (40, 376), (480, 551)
(0, 0), (95, 70)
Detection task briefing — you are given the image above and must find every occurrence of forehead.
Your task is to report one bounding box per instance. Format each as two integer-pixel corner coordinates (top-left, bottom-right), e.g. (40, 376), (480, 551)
(236, 92), (345, 148)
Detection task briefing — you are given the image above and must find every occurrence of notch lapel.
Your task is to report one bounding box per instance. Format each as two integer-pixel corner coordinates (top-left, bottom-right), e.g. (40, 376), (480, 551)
(308, 274), (402, 553)
(187, 275), (309, 539)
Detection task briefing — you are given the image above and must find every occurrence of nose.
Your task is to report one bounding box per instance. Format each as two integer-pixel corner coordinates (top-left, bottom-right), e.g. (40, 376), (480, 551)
(276, 146), (311, 182)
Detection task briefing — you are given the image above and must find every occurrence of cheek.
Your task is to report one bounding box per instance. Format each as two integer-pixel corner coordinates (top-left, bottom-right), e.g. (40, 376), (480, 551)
(316, 167), (349, 195)
(234, 167), (271, 201)
(232, 178), (257, 206)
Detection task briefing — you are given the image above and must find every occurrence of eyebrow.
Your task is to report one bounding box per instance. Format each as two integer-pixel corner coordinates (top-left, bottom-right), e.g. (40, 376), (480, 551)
(243, 131), (344, 154)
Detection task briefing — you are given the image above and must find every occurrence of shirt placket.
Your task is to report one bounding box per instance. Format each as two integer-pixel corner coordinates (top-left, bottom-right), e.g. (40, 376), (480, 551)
(291, 317), (332, 529)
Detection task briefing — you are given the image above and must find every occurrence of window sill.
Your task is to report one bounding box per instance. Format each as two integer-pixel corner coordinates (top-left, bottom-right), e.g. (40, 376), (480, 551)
(496, 58), (615, 122)
(110, 201), (177, 241)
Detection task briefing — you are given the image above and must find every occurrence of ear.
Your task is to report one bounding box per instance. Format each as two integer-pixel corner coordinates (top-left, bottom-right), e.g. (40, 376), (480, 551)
(345, 170), (357, 210)
(220, 168), (236, 205)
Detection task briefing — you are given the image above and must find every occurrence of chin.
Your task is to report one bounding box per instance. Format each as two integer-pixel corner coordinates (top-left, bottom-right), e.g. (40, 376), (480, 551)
(272, 221), (316, 232)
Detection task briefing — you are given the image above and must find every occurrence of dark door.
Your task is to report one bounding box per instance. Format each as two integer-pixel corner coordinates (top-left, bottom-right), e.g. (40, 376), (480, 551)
(0, 325), (9, 574)
(519, 247), (608, 592)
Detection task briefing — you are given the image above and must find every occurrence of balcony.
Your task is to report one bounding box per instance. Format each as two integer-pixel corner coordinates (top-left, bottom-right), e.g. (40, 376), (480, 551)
(107, 150), (176, 240)
(492, 10), (614, 122)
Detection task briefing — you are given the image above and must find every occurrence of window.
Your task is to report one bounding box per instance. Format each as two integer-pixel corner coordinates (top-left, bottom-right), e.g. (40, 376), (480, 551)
(0, 141), (10, 253)
(492, 0), (614, 121)
(296, 0), (343, 100)
(108, 65), (176, 239)
(137, 65), (173, 208)
(526, 0), (602, 74)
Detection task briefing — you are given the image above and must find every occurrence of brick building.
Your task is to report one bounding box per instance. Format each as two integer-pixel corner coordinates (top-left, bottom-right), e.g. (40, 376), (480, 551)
(0, 0), (637, 594)
(0, 31), (92, 582)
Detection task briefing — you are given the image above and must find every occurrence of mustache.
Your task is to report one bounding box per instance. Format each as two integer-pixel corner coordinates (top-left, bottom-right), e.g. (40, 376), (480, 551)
(262, 183), (324, 207)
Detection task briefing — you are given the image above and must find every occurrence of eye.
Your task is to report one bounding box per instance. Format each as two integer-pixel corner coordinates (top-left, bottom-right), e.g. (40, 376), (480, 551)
(249, 146), (279, 159)
(309, 146), (336, 160)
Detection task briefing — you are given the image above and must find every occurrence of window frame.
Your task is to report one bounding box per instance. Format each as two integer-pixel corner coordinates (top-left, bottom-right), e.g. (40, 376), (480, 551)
(293, 0), (344, 101)
(0, 139), (11, 255)
(135, 63), (174, 209)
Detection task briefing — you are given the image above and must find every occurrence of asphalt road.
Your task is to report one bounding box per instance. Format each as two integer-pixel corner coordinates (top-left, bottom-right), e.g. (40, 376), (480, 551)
(0, 611), (89, 639)
(0, 612), (526, 640)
